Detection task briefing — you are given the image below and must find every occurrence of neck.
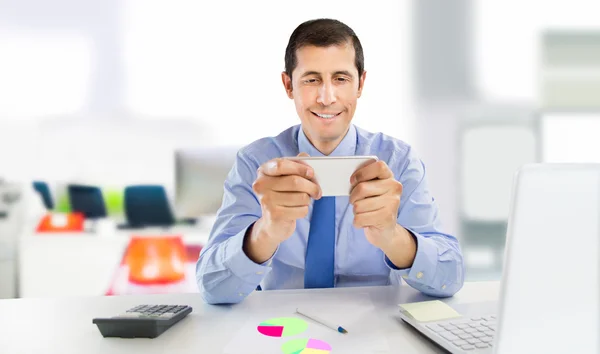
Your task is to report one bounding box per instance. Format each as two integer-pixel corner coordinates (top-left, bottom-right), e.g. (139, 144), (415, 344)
(314, 141), (339, 156)
(305, 126), (350, 156)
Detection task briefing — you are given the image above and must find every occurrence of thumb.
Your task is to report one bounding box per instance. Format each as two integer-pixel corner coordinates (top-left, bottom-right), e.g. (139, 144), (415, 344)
(294, 152), (314, 179)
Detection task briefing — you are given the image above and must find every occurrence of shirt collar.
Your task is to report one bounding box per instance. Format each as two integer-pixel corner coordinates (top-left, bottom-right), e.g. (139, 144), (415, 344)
(297, 124), (357, 157)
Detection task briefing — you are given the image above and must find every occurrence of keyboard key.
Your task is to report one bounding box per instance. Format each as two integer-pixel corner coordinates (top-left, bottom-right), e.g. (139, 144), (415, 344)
(480, 336), (493, 343)
(490, 315), (496, 319)
(456, 324), (471, 329)
(458, 333), (474, 340)
(438, 332), (459, 341)
(470, 317), (482, 321)
(464, 327), (478, 334)
(484, 320), (497, 327)
(451, 329), (466, 336)
(461, 344), (475, 350)
(484, 331), (494, 336)
(476, 326), (488, 332)
(426, 324), (445, 333)
(439, 323), (454, 329)
(452, 340), (468, 347)
(466, 338), (481, 345)
(475, 343), (489, 349)
(472, 332), (485, 338)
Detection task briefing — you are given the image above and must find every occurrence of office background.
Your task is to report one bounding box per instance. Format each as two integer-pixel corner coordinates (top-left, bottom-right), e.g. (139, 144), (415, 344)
(1, 0), (600, 299)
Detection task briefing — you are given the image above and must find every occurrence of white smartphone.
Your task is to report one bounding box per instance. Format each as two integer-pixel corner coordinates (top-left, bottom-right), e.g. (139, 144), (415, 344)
(286, 156), (379, 196)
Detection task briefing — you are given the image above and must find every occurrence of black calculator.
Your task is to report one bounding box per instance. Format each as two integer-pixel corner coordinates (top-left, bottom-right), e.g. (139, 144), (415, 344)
(93, 304), (193, 338)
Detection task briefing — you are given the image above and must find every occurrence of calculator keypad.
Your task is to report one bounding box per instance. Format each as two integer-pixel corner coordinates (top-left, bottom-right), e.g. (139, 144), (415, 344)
(115, 305), (188, 319)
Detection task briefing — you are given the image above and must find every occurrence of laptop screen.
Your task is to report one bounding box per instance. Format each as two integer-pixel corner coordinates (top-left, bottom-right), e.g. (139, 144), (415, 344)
(495, 164), (600, 353)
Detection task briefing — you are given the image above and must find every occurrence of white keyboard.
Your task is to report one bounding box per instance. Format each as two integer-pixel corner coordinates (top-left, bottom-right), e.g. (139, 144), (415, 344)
(424, 315), (496, 351)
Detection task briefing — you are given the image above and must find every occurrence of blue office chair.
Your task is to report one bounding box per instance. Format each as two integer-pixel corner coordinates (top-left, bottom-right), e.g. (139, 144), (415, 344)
(123, 185), (176, 228)
(33, 181), (54, 210)
(67, 184), (107, 219)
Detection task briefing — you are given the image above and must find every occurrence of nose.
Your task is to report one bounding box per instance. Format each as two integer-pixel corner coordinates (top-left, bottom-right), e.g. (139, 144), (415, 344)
(317, 82), (336, 106)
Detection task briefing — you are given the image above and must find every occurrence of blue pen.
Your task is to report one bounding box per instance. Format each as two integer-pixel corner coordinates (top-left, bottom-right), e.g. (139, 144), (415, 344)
(295, 308), (348, 334)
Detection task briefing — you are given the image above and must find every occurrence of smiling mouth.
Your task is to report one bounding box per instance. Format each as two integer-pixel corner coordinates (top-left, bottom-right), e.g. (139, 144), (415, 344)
(311, 112), (341, 119)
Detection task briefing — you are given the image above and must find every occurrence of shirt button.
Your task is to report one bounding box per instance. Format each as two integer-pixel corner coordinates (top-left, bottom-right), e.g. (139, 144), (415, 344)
(416, 272), (424, 279)
(401, 275), (408, 279)
(256, 271), (263, 275)
(441, 284), (447, 290)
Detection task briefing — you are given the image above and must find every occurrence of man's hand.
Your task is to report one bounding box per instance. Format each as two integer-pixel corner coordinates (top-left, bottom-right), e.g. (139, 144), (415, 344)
(349, 160), (416, 268)
(244, 153), (321, 264)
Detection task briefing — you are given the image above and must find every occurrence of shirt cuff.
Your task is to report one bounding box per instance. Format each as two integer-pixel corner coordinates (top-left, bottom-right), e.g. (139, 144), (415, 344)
(385, 228), (439, 286)
(222, 222), (276, 283)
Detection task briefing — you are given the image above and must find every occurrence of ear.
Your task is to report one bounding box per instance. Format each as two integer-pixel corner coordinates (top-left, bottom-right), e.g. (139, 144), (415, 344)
(281, 71), (294, 99)
(357, 70), (367, 98)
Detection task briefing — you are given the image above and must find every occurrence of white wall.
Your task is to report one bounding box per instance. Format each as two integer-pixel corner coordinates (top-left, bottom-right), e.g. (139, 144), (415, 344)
(474, 0), (600, 102)
(0, 0), (416, 189)
(122, 0), (415, 145)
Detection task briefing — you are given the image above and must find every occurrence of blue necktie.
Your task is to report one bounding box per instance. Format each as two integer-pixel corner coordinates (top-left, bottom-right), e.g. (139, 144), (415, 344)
(304, 196), (335, 288)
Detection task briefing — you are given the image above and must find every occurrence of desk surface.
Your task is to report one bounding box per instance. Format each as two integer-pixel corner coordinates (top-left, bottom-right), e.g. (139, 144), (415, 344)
(18, 225), (210, 298)
(0, 281), (500, 354)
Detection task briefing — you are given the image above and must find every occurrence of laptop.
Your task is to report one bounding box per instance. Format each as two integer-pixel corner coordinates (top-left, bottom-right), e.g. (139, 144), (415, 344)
(399, 163), (600, 353)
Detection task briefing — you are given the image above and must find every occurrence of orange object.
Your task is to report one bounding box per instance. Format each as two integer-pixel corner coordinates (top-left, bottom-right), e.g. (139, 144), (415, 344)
(36, 213), (85, 233)
(124, 235), (187, 285)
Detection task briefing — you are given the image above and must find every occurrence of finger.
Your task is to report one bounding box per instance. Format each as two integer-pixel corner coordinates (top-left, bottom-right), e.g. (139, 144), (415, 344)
(259, 158), (314, 179)
(349, 180), (390, 204)
(293, 152), (322, 189)
(268, 205), (309, 221)
(351, 160), (393, 186)
(260, 175), (321, 199)
(352, 195), (386, 214)
(268, 191), (311, 207)
(352, 208), (390, 229)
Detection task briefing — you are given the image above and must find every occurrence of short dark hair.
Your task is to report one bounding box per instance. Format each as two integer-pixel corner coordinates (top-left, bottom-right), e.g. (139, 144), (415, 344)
(284, 18), (364, 79)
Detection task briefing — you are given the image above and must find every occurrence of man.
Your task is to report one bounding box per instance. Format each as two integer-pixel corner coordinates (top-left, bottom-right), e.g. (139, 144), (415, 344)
(196, 18), (464, 305)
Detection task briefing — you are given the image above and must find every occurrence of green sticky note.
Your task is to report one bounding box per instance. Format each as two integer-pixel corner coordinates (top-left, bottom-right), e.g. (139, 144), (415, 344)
(399, 300), (461, 322)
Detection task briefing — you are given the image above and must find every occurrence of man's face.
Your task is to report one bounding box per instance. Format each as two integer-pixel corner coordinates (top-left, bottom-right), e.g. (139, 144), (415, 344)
(282, 43), (366, 154)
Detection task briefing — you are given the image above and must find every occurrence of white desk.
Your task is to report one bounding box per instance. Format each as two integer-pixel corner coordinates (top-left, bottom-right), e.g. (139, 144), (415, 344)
(0, 281), (500, 354)
(18, 224), (212, 298)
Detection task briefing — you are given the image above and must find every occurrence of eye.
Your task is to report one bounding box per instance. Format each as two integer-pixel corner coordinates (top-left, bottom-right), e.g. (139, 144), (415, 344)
(335, 77), (349, 82)
(304, 78), (319, 84)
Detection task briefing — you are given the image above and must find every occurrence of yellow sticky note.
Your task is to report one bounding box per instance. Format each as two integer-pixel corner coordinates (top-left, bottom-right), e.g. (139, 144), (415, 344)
(399, 300), (461, 322)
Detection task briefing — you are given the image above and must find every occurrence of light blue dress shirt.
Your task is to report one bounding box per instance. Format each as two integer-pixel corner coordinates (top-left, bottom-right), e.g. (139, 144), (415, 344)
(196, 124), (464, 304)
